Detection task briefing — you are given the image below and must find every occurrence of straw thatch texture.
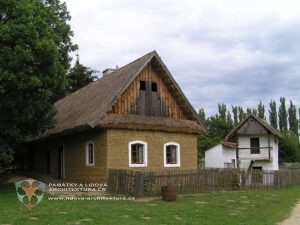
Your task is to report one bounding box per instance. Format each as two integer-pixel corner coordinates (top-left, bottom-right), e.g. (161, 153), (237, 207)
(42, 51), (207, 138)
(99, 113), (206, 134)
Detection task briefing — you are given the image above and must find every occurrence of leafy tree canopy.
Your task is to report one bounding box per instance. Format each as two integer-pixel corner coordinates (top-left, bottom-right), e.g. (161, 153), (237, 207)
(0, 0), (77, 171)
(198, 99), (299, 163)
(66, 55), (98, 94)
(279, 131), (300, 163)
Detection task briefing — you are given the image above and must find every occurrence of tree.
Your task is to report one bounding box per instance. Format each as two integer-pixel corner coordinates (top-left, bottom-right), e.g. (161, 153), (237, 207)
(257, 100), (265, 120)
(226, 111), (233, 126)
(197, 104), (233, 160)
(279, 131), (300, 162)
(66, 54), (98, 93)
(269, 100), (278, 129)
(246, 107), (257, 116)
(232, 105), (238, 126)
(279, 97), (288, 132)
(218, 103), (226, 120)
(0, 0), (77, 172)
(288, 100), (298, 136)
(198, 135), (220, 159)
(197, 100), (300, 163)
(198, 108), (206, 123)
(207, 116), (233, 139)
(238, 106), (245, 122)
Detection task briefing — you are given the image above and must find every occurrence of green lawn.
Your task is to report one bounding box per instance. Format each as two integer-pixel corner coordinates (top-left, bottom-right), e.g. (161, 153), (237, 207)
(0, 183), (299, 225)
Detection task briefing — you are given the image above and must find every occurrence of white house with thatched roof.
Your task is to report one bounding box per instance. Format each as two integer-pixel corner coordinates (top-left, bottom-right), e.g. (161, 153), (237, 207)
(205, 115), (282, 172)
(32, 51), (207, 182)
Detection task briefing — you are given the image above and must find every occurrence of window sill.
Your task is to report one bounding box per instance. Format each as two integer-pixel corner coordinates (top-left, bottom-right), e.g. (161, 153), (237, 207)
(164, 164), (180, 168)
(86, 164), (95, 167)
(129, 164), (147, 167)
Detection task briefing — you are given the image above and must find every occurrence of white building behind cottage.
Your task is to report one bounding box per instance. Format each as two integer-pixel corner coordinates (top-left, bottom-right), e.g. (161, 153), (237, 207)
(205, 115), (282, 171)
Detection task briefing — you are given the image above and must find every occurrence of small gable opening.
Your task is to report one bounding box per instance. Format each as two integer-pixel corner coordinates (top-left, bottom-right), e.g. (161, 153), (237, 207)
(151, 82), (157, 92)
(140, 80), (146, 91)
(137, 80), (167, 117)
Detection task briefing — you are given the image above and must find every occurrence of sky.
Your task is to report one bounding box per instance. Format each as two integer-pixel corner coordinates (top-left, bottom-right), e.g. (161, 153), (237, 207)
(63, 0), (300, 117)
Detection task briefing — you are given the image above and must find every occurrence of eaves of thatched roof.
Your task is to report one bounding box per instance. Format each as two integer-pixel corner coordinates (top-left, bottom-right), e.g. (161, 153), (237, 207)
(221, 141), (237, 148)
(42, 51), (207, 138)
(99, 114), (206, 134)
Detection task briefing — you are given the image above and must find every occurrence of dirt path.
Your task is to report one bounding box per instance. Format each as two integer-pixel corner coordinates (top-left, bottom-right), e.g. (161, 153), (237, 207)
(278, 201), (300, 225)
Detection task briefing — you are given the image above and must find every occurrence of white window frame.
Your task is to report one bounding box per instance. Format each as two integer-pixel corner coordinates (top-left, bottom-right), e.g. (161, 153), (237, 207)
(164, 142), (180, 167)
(85, 141), (95, 166)
(129, 141), (147, 167)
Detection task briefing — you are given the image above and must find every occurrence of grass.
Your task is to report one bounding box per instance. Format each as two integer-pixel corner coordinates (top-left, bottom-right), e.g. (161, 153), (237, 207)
(0, 184), (299, 225)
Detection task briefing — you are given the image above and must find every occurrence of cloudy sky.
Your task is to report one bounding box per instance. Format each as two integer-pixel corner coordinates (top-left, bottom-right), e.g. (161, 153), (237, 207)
(63, 0), (300, 117)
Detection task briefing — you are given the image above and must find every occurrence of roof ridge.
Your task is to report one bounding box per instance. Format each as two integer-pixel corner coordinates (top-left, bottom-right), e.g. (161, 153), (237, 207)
(43, 50), (206, 138)
(225, 114), (282, 141)
(89, 51), (157, 127)
(55, 51), (157, 106)
(106, 50), (157, 75)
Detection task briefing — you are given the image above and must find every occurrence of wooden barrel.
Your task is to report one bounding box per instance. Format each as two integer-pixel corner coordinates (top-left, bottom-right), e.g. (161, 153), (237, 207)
(161, 184), (177, 202)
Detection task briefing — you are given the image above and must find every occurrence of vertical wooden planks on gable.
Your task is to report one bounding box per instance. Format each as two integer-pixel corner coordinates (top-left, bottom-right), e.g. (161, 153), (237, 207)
(108, 64), (187, 120)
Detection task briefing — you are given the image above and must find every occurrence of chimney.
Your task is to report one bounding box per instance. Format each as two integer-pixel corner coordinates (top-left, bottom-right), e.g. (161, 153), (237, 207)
(102, 68), (115, 76)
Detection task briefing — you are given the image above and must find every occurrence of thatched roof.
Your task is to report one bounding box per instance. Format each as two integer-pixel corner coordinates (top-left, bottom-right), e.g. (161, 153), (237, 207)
(100, 114), (205, 134)
(224, 115), (282, 142)
(221, 141), (237, 148)
(42, 51), (207, 138)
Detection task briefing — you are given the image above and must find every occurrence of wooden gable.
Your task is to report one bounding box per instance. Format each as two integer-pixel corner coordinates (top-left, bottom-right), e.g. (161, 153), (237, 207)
(236, 118), (268, 135)
(109, 63), (187, 120)
(225, 115), (282, 142)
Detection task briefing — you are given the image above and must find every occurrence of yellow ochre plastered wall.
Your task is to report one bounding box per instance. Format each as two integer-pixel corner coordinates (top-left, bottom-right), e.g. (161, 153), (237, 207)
(33, 129), (107, 182)
(33, 128), (198, 182)
(106, 129), (198, 171)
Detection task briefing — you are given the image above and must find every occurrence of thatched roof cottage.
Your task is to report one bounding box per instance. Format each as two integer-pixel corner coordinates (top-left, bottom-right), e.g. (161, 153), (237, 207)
(32, 51), (207, 182)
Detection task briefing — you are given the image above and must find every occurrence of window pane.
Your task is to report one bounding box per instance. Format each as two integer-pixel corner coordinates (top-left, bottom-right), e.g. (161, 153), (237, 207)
(166, 145), (177, 164)
(151, 82), (157, 92)
(131, 144), (144, 164)
(140, 81), (146, 91)
(250, 138), (260, 154)
(88, 143), (94, 163)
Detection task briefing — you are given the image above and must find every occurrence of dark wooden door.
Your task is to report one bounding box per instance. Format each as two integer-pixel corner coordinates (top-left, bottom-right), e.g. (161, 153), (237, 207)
(57, 145), (64, 179)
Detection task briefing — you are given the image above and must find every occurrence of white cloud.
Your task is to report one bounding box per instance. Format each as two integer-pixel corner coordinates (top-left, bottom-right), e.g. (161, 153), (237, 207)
(64, 0), (300, 117)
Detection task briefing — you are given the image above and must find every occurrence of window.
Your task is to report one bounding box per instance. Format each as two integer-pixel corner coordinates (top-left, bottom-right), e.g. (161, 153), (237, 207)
(250, 137), (260, 154)
(140, 81), (146, 91)
(164, 142), (180, 167)
(129, 141), (147, 167)
(86, 142), (95, 166)
(151, 82), (157, 92)
(140, 80), (158, 92)
(224, 159), (235, 168)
